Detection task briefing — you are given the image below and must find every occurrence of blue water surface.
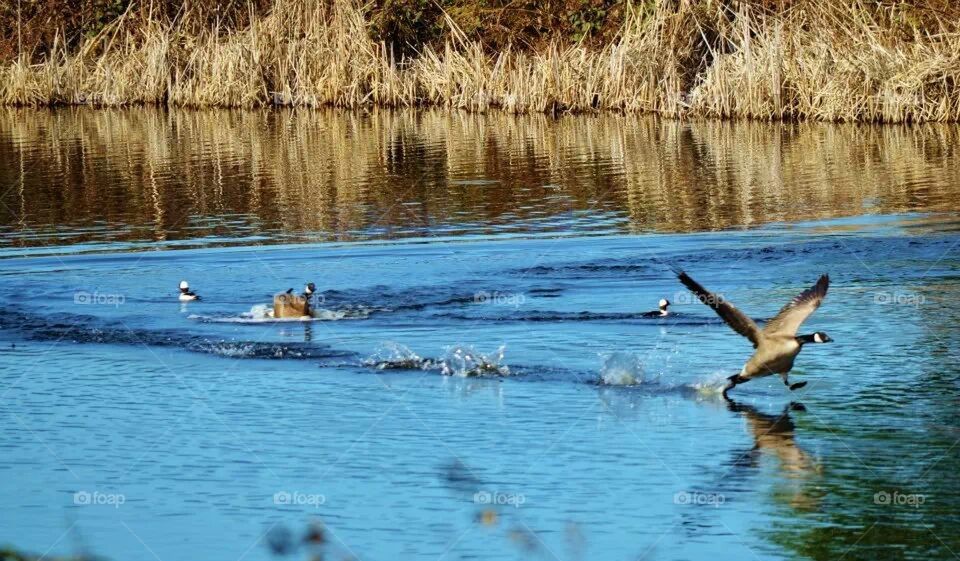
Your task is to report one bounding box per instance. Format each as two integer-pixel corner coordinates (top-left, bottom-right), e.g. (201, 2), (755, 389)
(1, 108), (959, 561)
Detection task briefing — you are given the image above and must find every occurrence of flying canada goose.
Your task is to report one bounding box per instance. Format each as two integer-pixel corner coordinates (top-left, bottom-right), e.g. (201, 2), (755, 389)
(178, 280), (200, 301)
(677, 271), (831, 399)
(641, 298), (670, 318)
(273, 283), (316, 319)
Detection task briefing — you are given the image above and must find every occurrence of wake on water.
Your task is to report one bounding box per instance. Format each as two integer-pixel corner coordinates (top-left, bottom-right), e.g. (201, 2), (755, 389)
(0, 308), (354, 361)
(354, 341), (732, 403)
(189, 304), (373, 324)
(0, 306), (729, 393)
(595, 351), (730, 398)
(362, 343), (720, 394)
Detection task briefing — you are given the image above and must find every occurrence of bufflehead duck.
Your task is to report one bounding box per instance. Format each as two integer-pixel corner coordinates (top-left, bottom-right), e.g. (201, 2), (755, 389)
(642, 298), (670, 318)
(273, 283), (316, 319)
(676, 271), (832, 399)
(178, 280), (200, 301)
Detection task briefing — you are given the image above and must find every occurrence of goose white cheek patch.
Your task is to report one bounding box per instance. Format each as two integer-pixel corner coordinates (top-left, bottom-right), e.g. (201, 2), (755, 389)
(814, 333), (823, 343)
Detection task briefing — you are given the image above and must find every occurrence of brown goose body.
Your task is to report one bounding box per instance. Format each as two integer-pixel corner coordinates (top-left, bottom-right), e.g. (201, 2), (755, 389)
(273, 283), (317, 319)
(677, 272), (832, 398)
(273, 293), (310, 318)
(741, 334), (802, 379)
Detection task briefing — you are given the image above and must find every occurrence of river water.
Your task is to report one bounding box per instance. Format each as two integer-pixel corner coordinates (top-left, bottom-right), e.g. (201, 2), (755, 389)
(1, 108), (959, 561)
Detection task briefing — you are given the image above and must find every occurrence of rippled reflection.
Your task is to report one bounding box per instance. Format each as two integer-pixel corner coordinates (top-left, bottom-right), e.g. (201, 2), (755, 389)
(727, 400), (822, 511)
(2, 108), (960, 250)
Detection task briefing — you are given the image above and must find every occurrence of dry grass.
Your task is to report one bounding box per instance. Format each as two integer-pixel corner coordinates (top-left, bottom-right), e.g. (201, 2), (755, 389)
(688, 2), (960, 122)
(2, 0), (960, 122)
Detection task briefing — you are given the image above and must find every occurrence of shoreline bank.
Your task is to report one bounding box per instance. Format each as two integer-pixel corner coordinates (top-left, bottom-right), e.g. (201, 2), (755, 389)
(2, 0), (959, 123)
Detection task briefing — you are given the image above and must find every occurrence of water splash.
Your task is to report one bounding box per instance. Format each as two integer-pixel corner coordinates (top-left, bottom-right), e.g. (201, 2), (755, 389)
(362, 342), (438, 370)
(199, 342), (259, 358)
(185, 333), (358, 360)
(191, 304), (371, 324)
(439, 345), (510, 377)
(193, 341), (328, 359)
(362, 343), (511, 377)
(598, 352), (647, 385)
(189, 304), (282, 323)
(247, 304), (274, 320)
(690, 371), (733, 396)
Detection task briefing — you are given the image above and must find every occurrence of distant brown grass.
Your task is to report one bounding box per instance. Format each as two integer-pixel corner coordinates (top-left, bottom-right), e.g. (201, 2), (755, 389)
(2, 0), (960, 122)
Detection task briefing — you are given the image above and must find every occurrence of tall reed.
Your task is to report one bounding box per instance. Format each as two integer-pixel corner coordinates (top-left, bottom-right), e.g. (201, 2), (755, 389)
(2, 0), (959, 123)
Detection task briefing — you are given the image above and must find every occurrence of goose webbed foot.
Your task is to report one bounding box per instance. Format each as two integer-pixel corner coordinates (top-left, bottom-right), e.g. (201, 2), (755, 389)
(722, 374), (743, 401)
(788, 381), (807, 391)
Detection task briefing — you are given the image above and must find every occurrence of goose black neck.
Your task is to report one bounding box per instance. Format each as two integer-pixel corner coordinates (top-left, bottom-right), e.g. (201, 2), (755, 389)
(796, 334), (817, 345)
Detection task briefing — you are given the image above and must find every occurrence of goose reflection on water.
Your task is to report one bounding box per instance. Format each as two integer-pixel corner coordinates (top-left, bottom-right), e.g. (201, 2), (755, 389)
(591, 385), (823, 513)
(725, 399), (823, 511)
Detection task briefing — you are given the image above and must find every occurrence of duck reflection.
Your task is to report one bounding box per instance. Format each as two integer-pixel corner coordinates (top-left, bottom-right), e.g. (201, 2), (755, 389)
(726, 399), (823, 511)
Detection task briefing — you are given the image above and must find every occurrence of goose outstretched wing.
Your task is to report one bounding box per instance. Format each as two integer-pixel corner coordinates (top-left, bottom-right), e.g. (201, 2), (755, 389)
(678, 271), (762, 348)
(762, 274), (829, 336)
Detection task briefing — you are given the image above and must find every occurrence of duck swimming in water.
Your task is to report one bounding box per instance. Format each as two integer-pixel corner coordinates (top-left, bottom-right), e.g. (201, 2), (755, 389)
(677, 271), (832, 399)
(641, 298), (670, 318)
(273, 283), (316, 319)
(178, 281), (200, 301)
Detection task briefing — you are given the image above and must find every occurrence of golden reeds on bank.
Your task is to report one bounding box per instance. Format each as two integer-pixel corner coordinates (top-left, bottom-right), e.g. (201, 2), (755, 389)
(2, 0), (960, 123)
